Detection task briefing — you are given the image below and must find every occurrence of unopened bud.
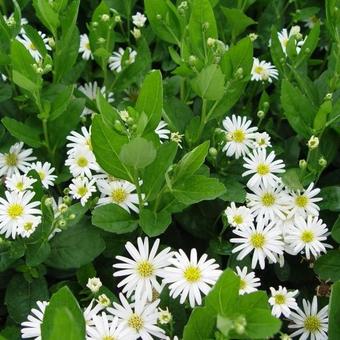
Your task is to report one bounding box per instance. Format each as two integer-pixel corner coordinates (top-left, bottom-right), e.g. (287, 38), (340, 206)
(59, 203), (68, 213)
(318, 157), (327, 167)
(235, 67), (244, 79)
(63, 188), (70, 195)
(58, 219), (67, 228)
(114, 15), (121, 23)
(299, 159), (307, 169)
(233, 316), (247, 335)
(92, 21), (99, 27)
(114, 119), (124, 132)
(36, 67), (44, 74)
(48, 37), (55, 48)
(131, 28), (141, 39)
(45, 64), (52, 72)
(257, 110), (265, 118)
(158, 307), (172, 325)
(305, 47), (311, 54)
(68, 213), (76, 220)
(44, 197), (53, 206)
(63, 195), (72, 205)
(98, 294), (111, 306)
(86, 277), (102, 293)
(307, 135), (319, 149)
(202, 22), (210, 30)
(97, 37), (105, 44)
(325, 93), (333, 100)
(248, 33), (258, 42)
(262, 101), (270, 109)
(295, 32), (303, 41)
(207, 37), (215, 47)
(209, 147), (218, 157)
(101, 14), (110, 22)
(156, 14), (162, 20)
(188, 55), (197, 66)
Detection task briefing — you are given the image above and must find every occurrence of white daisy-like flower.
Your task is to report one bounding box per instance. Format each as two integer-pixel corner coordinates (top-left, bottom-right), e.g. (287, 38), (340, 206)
(287, 182), (322, 219)
(78, 82), (114, 116)
(132, 12), (147, 28)
(18, 215), (42, 238)
(83, 300), (105, 327)
(65, 147), (99, 179)
(251, 58), (279, 83)
(235, 266), (261, 295)
(86, 312), (128, 340)
(161, 248), (222, 308)
(224, 202), (254, 229)
(246, 183), (290, 222)
(69, 176), (96, 206)
(21, 300), (48, 340)
(278, 26), (304, 56)
(113, 237), (173, 301)
(16, 31), (52, 61)
(29, 161), (57, 189)
(285, 215), (330, 260)
(79, 33), (93, 60)
(5, 173), (36, 193)
(66, 126), (92, 154)
(303, 16), (320, 29)
(242, 149), (285, 188)
(288, 296), (328, 340)
(155, 120), (171, 142)
(253, 132), (271, 149)
(97, 179), (142, 214)
(0, 190), (41, 239)
(108, 293), (166, 340)
(222, 114), (258, 159)
(230, 219), (284, 269)
(0, 142), (36, 177)
(109, 47), (137, 73)
(269, 286), (298, 318)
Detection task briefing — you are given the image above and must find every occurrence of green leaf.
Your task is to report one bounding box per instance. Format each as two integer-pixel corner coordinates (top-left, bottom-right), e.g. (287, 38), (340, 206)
(172, 175), (226, 205)
(281, 168), (303, 190)
(329, 281), (340, 340)
(270, 27), (286, 74)
(319, 186), (340, 211)
(91, 115), (133, 181)
(33, 0), (60, 37)
(5, 274), (49, 323)
(314, 250), (340, 281)
(49, 85), (75, 120)
(41, 286), (85, 340)
(189, 0), (217, 57)
(1, 117), (42, 148)
(25, 240), (51, 267)
(45, 220), (105, 269)
(92, 204), (138, 234)
(139, 208), (172, 237)
(119, 137), (157, 169)
(0, 83), (12, 103)
(219, 177), (246, 203)
(191, 64), (225, 101)
(331, 215), (340, 243)
(314, 99), (332, 132)
(135, 70), (163, 132)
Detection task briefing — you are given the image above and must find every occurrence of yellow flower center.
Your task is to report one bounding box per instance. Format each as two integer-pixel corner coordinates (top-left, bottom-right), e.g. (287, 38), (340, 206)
(239, 279), (246, 290)
(38, 171), (46, 181)
(250, 232), (265, 248)
(233, 215), (243, 225)
(16, 181), (24, 191)
(77, 186), (88, 197)
(29, 42), (37, 51)
(86, 138), (93, 151)
(301, 230), (314, 243)
(295, 195), (308, 208)
(5, 153), (18, 166)
(231, 129), (245, 143)
(111, 188), (127, 204)
(23, 222), (34, 231)
(85, 42), (91, 50)
(77, 156), (88, 168)
(258, 138), (266, 146)
(274, 294), (286, 305)
(137, 260), (154, 278)
(102, 336), (115, 340)
(257, 163), (270, 175)
(128, 314), (144, 331)
(7, 203), (24, 218)
(255, 65), (264, 74)
(304, 315), (321, 332)
(261, 193), (275, 206)
(184, 266), (201, 283)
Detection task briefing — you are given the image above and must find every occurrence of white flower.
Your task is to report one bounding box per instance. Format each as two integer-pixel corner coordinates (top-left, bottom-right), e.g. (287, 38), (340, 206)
(69, 176), (96, 206)
(287, 182), (322, 219)
(242, 149), (285, 188)
(78, 82), (114, 116)
(288, 296), (328, 340)
(251, 58), (278, 82)
(230, 219), (284, 269)
(222, 115), (258, 159)
(131, 27), (141, 39)
(108, 293), (166, 340)
(97, 294), (111, 307)
(235, 266), (260, 295)
(16, 31), (51, 62)
(246, 183), (290, 222)
(113, 237), (173, 301)
(84, 300), (105, 327)
(224, 202), (254, 229)
(87, 312), (128, 340)
(29, 161), (57, 189)
(0, 190), (41, 239)
(21, 300), (48, 340)
(87, 277), (102, 293)
(79, 33), (93, 60)
(161, 248), (222, 308)
(65, 147), (99, 179)
(5, 173), (36, 193)
(97, 179), (142, 214)
(0, 142), (36, 177)
(307, 135), (319, 149)
(132, 12), (147, 28)
(158, 307), (172, 325)
(18, 215), (42, 238)
(285, 215), (330, 260)
(278, 27), (304, 56)
(109, 47), (137, 73)
(269, 286), (298, 318)
(253, 132), (271, 149)
(66, 126), (92, 154)
(155, 120), (171, 142)
(304, 16), (320, 29)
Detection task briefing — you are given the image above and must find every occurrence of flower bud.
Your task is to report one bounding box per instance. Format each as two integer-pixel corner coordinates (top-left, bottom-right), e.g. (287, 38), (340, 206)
(207, 37), (215, 47)
(114, 15), (121, 23)
(318, 157), (327, 167)
(59, 203), (68, 213)
(68, 213), (76, 220)
(307, 135), (319, 149)
(299, 159), (307, 169)
(325, 93), (333, 101)
(97, 37), (106, 44)
(156, 14), (162, 20)
(101, 14), (110, 22)
(58, 219), (67, 228)
(63, 188), (70, 195)
(97, 294), (111, 306)
(158, 307), (172, 325)
(63, 195), (72, 205)
(248, 33), (258, 42)
(44, 197), (53, 206)
(233, 316), (247, 335)
(48, 37), (55, 48)
(209, 147), (218, 157)
(188, 55), (197, 66)
(235, 67), (244, 79)
(92, 21), (99, 27)
(202, 22), (210, 30)
(131, 28), (141, 39)
(257, 110), (265, 118)
(262, 101), (270, 110)
(86, 277), (102, 293)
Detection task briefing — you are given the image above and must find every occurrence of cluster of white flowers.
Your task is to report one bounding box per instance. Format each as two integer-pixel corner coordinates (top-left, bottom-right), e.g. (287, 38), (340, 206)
(0, 142), (57, 239)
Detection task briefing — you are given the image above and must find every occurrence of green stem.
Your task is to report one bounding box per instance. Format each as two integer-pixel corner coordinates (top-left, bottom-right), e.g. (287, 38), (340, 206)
(134, 169), (143, 212)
